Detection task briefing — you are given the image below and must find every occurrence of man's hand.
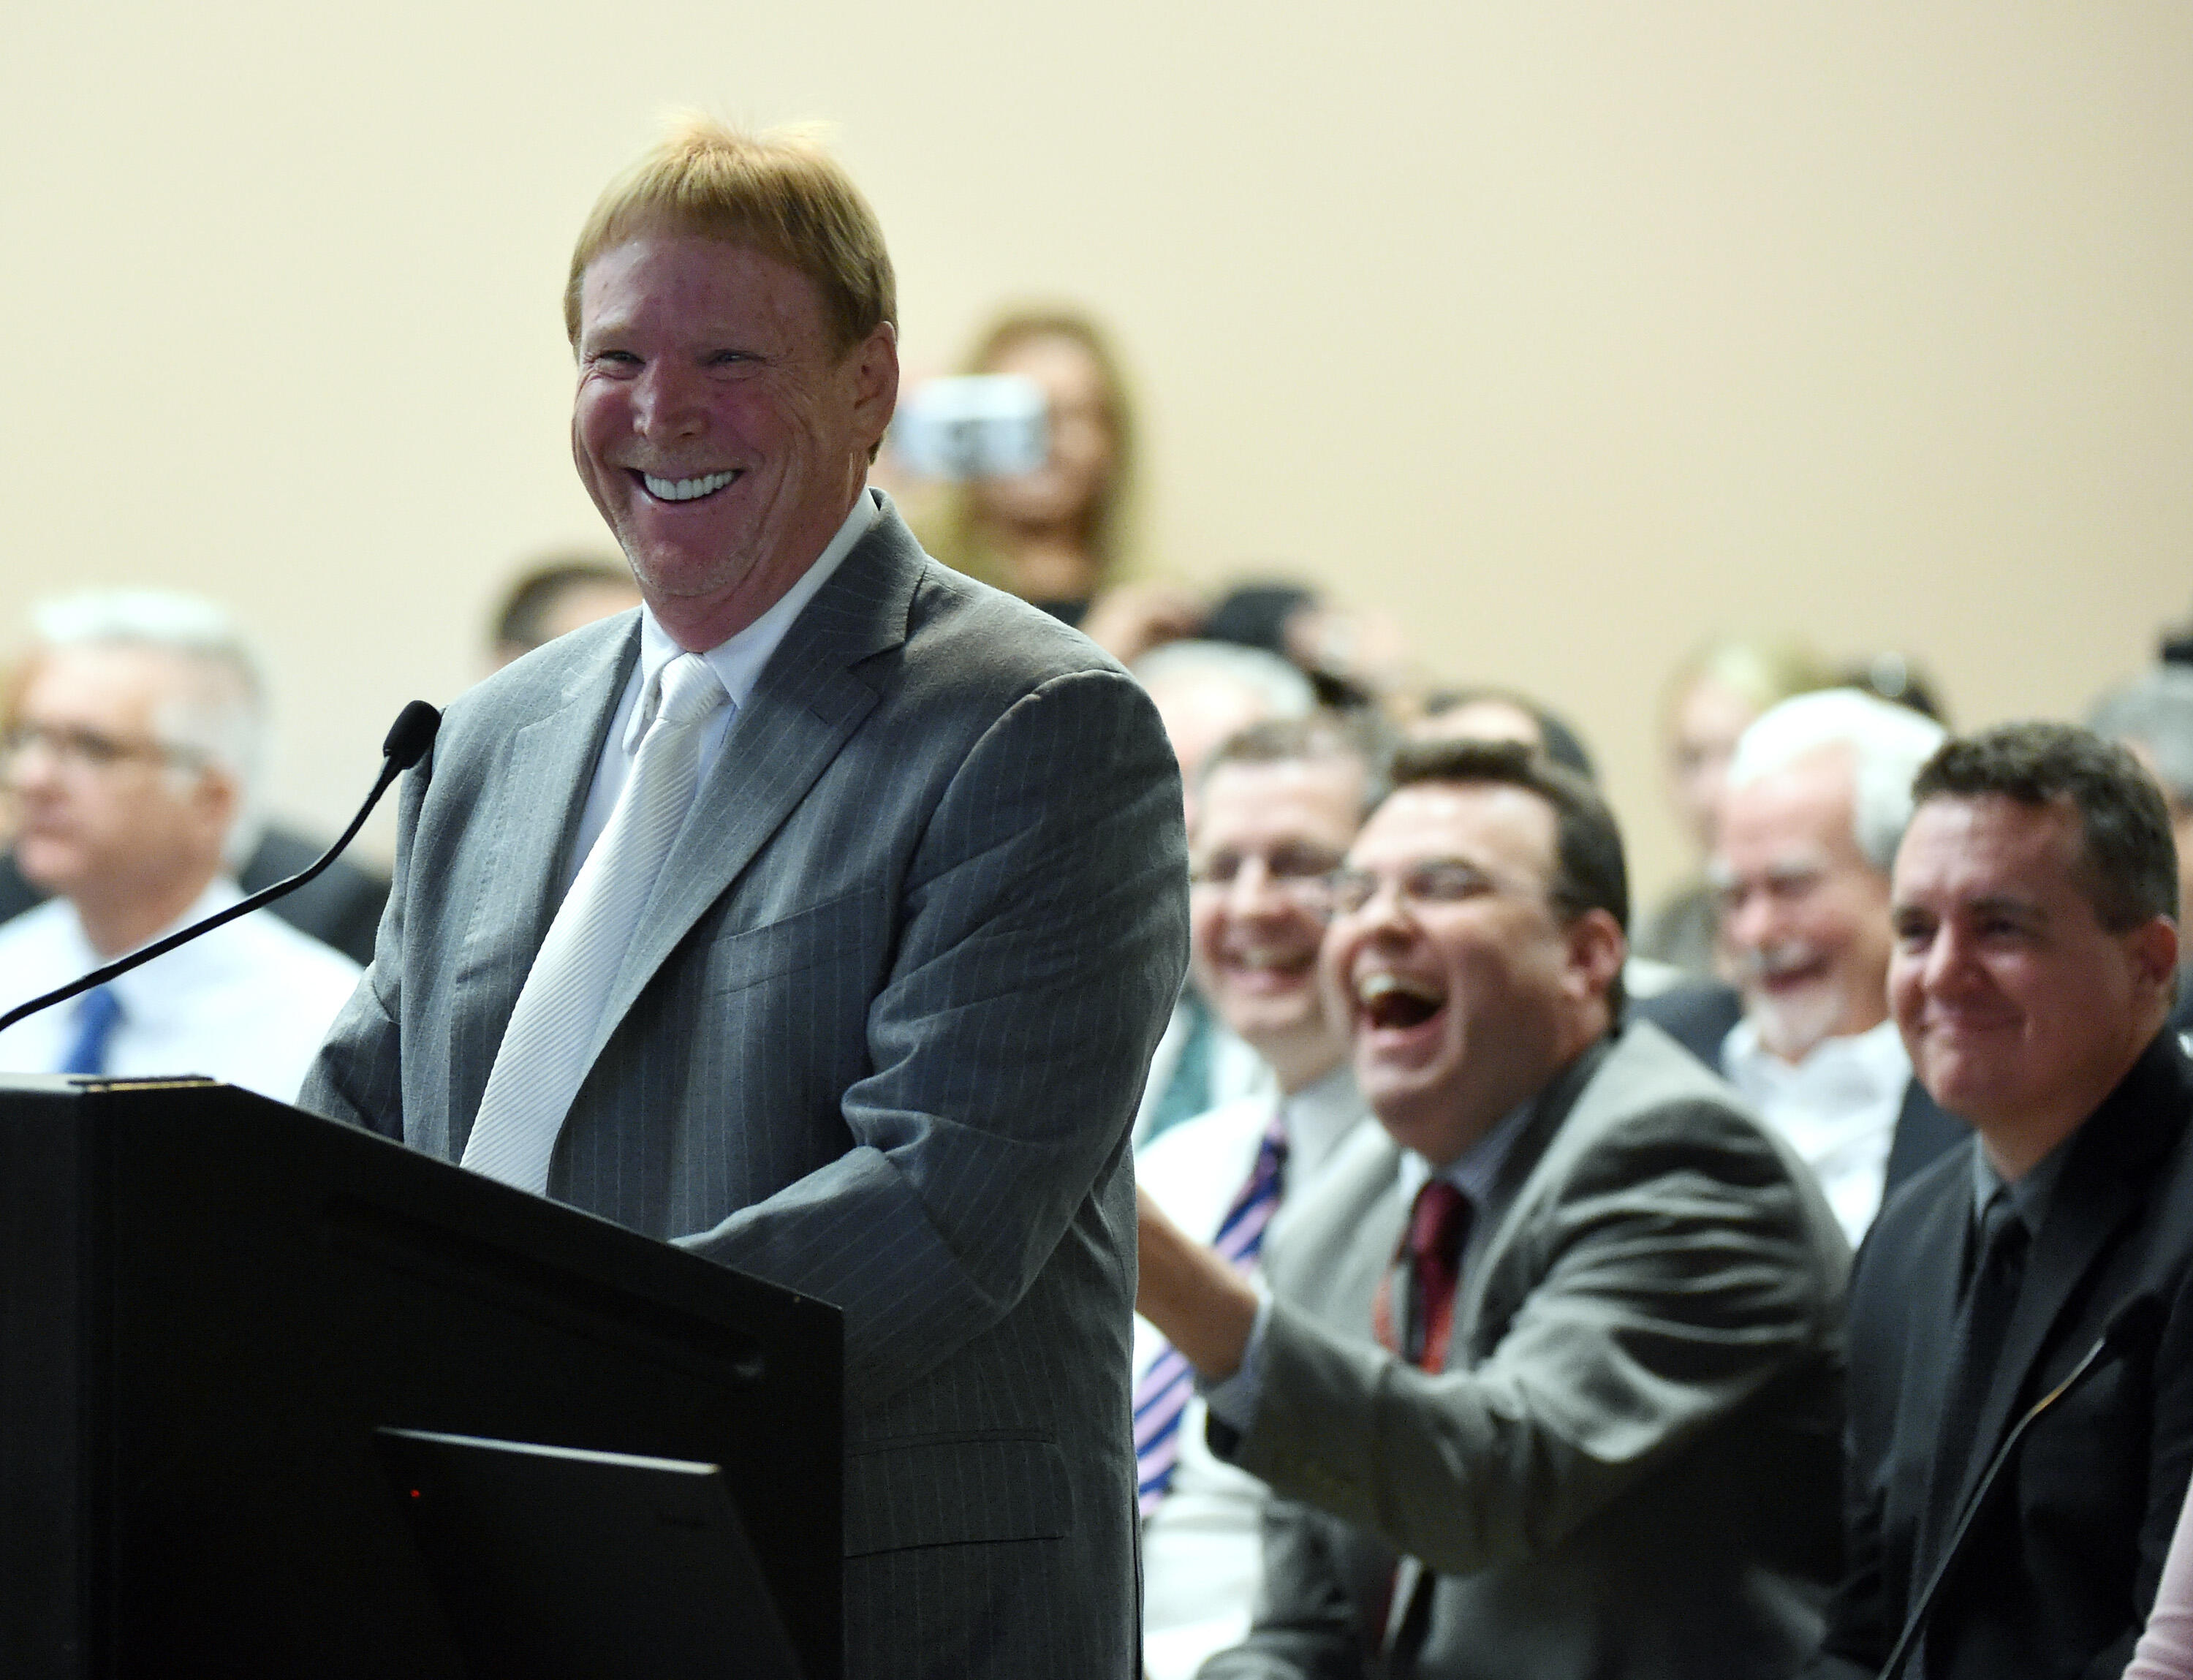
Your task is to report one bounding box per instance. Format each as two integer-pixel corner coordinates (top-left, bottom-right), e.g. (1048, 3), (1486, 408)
(1137, 1184), (1261, 1381)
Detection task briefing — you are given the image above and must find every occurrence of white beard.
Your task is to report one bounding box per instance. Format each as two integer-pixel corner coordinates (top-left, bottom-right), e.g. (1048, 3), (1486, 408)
(1735, 942), (1847, 1062)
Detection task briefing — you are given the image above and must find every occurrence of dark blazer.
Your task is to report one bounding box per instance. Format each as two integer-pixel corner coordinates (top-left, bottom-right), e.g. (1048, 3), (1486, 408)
(0, 828), (389, 968)
(1808, 1031), (2193, 1680)
(1202, 1022), (1850, 1680)
(1632, 980), (1967, 1200)
(300, 502), (1187, 1680)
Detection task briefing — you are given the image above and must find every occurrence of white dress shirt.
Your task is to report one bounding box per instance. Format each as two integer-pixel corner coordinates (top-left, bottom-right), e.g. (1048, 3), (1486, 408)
(1132, 994), (1280, 1151)
(1133, 1064), (1369, 1680)
(563, 490), (879, 893)
(1721, 1015), (1910, 1245)
(0, 879), (364, 1104)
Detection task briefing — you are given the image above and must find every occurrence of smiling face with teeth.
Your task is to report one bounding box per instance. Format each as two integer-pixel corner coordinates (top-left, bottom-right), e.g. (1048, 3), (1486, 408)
(571, 232), (899, 650)
(1889, 792), (2175, 1172)
(1320, 780), (1624, 1167)
(1711, 748), (1895, 1064)
(1188, 755), (1365, 1092)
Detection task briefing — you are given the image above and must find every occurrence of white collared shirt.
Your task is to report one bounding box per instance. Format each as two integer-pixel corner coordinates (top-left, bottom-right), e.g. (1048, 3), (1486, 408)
(561, 490), (879, 894)
(0, 879), (365, 1103)
(1722, 1015), (1910, 1245)
(1135, 1063), (1372, 1680)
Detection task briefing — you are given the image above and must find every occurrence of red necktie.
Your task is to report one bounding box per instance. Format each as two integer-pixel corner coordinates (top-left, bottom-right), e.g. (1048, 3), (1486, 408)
(1374, 1178), (1472, 1374)
(1369, 1178), (1475, 1656)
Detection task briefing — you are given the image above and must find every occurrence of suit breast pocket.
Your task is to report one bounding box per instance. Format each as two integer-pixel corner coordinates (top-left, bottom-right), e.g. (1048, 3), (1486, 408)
(703, 886), (893, 1000)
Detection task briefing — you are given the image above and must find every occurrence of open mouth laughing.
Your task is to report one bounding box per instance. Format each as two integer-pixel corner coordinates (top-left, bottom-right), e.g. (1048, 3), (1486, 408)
(1357, 970), (1445, 1033)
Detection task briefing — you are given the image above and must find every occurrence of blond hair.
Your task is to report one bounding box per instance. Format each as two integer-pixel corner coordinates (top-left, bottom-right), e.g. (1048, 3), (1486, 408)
(564, 114), (895, 354)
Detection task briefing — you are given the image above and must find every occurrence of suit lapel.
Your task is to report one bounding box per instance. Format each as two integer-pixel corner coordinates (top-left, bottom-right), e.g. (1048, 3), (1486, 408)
(576, 509), (923, 1076)
(1953, 1168), (2130, 1521)
(1945, 1037), (2192, 1531)
(1895, 1179), (1973, 1591)
(1885, 1079), (1968, 1196)
(1455, 1037), (1608, 1351)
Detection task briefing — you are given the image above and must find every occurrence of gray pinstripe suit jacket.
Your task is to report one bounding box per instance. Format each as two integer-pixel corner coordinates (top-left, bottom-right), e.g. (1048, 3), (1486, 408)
(300, 502), (1188, 1679)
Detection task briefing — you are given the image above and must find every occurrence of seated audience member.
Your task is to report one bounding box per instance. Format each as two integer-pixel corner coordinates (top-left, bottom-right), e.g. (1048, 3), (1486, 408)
(2091, 666), (2193, 1036)
(1635, 689), (1966, 1243)
(1137, 714), (1382, 1680)
(1640, 635), (1833, 977)
(1809, 723), (2193, 1680)
(1132, 642), (1318, 1146)
(486, 555), (641, 671)
(0, 597), (390, 965)
(0, 591), (363, 1102)
(1137, 738), (1849, 1679)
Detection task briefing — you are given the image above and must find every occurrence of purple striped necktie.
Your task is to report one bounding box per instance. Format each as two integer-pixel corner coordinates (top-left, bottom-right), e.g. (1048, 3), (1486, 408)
(1134, 1109), (1289, 1518)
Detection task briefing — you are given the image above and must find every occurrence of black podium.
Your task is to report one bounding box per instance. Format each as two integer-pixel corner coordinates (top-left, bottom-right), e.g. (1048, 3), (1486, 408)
(0, 1075), (842, 1679)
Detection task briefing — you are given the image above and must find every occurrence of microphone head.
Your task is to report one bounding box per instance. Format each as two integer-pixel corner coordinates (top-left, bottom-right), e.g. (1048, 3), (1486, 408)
(382, 701), (442, 771)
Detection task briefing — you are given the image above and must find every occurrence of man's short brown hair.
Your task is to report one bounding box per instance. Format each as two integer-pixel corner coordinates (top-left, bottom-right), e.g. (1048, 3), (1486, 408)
(1912, 722), (2179, 930)
(564, 114), (896, 355)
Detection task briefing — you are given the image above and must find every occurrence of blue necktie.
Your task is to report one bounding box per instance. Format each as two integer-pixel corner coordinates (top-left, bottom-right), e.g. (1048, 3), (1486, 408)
(60, 985), (124, 1076)
(1134, 1110), (1288, 1516)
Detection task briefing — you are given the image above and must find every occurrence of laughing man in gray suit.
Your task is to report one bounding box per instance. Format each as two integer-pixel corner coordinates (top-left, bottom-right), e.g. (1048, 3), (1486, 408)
(1136, 739), (1847, 1678)
(301, 118), (1186, 1679)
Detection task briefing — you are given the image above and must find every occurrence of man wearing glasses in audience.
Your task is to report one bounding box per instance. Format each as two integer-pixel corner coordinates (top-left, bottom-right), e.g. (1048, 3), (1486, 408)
(0, 591), (361, 1101)
(1137, 736), (1849, 1679)
(1135, 712), (1381, 1680)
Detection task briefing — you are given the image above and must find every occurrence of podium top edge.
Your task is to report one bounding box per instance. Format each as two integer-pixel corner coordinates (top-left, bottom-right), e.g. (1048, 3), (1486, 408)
(0, 1073), (221, 1095)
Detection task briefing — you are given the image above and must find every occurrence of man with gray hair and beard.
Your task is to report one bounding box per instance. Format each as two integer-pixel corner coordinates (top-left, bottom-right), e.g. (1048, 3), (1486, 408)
(0, 590), (361, 1100)
(1637, 687), (1967, 1241)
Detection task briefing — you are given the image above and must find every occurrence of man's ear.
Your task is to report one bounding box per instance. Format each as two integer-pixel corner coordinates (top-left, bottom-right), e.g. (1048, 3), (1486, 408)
(847, 319), (900, 455)
(189, 765), (240, 859)
(1564, 907), (1628, 1007)
(2128, 914), (2181, 999)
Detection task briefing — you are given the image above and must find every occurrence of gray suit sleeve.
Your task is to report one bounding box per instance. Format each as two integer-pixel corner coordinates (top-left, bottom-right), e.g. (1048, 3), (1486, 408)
(675, 666), (1188, 1399)
(1232, 1097), (1840, 1575)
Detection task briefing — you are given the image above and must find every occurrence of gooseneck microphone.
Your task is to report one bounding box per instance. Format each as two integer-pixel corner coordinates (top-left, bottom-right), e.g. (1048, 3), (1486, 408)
(0, 700), (441, 1039)
(1876, 1292), (2167, 1679)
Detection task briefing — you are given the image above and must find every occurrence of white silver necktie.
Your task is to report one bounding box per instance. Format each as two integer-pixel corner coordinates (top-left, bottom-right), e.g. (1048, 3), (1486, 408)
(462, 652), (727, 1192)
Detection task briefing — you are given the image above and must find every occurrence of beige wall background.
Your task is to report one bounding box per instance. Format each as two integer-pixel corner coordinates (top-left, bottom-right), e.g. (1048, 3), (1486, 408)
(4, 1), (2188, 903)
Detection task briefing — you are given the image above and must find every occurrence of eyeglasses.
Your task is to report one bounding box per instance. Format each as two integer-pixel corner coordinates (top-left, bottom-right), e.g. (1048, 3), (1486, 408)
(0, 722), (206, 777)
(1189, 844), (1347, 911)
(1326, 859), (1542, 918)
